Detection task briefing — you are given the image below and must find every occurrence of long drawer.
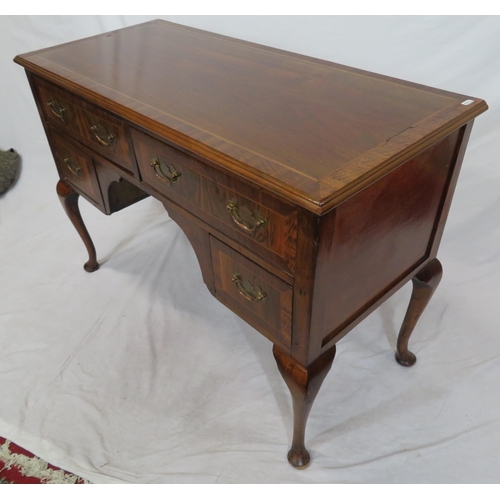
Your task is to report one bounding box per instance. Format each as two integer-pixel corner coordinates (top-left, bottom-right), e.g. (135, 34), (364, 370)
(131, 127), (298, 274)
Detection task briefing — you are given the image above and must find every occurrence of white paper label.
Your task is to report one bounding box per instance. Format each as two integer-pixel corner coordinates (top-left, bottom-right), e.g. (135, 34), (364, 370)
(461, 99), (474, 105)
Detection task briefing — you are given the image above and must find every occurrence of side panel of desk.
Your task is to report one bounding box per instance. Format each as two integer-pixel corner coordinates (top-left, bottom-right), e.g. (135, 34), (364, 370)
(305, 126), (468, 363)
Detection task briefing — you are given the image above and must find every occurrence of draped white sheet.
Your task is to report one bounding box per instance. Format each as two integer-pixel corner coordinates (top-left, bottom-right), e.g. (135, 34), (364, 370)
(1, 16), (499, 484)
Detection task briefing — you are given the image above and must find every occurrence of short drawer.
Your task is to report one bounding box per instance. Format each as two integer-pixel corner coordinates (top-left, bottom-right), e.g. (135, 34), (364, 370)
(34, 77), (135, 174)
(210, 236), (292, 350)
(132, 128), (204, 207)
(132, 128), (298, 273)
(49, 130), (103, 208)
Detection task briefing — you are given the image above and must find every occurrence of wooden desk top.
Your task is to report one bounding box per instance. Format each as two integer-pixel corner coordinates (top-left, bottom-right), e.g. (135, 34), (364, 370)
(15, 19), (488, 213)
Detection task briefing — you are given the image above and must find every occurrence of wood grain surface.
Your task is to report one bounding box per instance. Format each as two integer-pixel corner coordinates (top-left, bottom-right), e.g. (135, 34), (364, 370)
(14, 19), (488, 213)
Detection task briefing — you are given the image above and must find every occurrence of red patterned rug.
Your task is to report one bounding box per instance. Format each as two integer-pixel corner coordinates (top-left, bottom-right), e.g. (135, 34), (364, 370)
(0, 437), (89, 484)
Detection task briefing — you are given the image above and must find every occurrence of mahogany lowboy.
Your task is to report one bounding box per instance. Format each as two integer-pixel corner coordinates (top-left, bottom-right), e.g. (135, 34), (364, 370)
(15, 20), (487, 468)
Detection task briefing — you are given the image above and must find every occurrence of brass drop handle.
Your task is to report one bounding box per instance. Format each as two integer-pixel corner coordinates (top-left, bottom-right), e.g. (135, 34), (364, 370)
(226, 199), (267, 234)
(90, 124), (116, 147)
(151, 157), (181, 185)
(63, 156), (82, 177)
(232, 274), (267, 303)
(47, 97), (66, 122)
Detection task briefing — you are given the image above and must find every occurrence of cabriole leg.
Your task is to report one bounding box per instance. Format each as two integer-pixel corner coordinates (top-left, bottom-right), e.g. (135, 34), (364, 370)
(273, 344), (336, 468)
(396, 258), (443, 366)
(56, 180), (99, 273)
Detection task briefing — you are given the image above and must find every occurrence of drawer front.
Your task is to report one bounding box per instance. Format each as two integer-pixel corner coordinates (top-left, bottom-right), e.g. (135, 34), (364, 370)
(133, 129), (204, 207)
(204, 182), (288, 260)
(132, 128), (298, 273)
(37, 80), (80, 137)
(210, 236), (292, 349)
(49, 130), (103, 207)
(35, 77), (135, 173)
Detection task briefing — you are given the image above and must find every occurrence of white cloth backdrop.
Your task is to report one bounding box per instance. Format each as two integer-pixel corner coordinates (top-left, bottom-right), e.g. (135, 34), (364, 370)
(1, 16), (499, 484)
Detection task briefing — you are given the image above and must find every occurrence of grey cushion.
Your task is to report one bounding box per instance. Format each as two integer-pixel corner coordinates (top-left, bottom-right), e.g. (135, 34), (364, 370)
(0, 149), (20, 194)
